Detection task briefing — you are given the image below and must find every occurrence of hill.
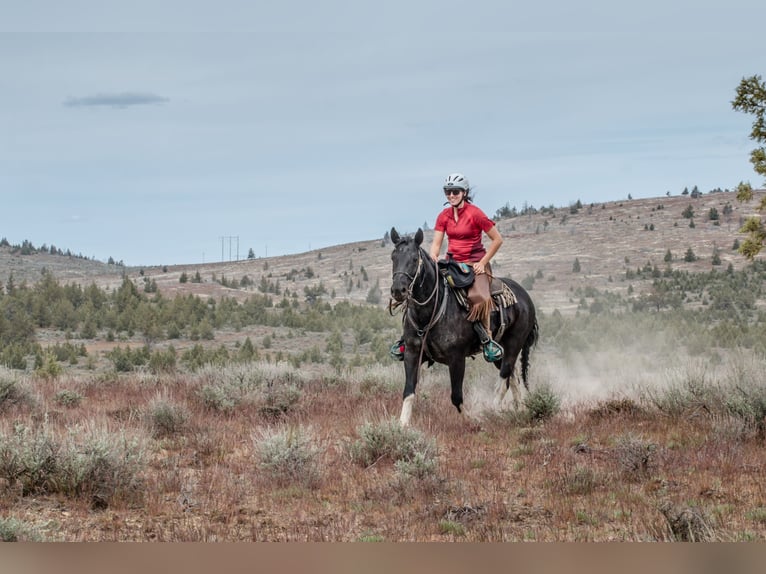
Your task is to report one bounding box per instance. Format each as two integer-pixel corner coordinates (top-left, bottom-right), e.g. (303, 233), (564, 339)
(3, 190), (764, 316)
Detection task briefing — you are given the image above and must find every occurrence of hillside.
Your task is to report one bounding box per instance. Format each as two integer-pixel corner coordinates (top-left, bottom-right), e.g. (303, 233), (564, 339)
(3, 191), (766, 542)
(3, 190), (764, 316)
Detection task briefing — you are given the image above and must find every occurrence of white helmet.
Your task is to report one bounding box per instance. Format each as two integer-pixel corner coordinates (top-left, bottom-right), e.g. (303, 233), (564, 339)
(443, 173), (469, 192)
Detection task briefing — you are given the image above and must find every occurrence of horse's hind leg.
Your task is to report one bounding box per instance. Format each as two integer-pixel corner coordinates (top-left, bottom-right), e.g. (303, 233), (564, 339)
(494, 372), (523, 410)
(494, 376), (510, 408)
(508, 371), (523, 410)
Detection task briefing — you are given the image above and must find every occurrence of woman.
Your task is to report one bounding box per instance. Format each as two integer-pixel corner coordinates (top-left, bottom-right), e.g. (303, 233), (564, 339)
(391, 172), (504, 362)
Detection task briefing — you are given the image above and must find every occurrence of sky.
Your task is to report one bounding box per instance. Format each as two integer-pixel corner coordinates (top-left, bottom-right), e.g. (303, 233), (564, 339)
(2, 0), (764, 266)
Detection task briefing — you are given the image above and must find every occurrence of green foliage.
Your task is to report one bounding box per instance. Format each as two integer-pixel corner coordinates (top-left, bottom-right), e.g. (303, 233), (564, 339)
(640, 364), (723, 418)
(146, 396), (189, 438)
(394, 448), (439, 481)
(253, 424), (322, 488)
(182, 344), (229, 371)
(732, 74), (766, 178)
(196, 363), (303, 416)
(0, 517), (42, 541)
(349, 419), (437, 468)
(438, 520), (466, 537)
(148, 346), (177, 374)
(0, 424), (145, 508)
(0, 370), (35, 411)
(54, 389), (83, 408)
(725, 383), (766, 440)
(732, 76), (766, 258)
(523, 384), (560, 423)
(107, 345), (150, 372)
(35, 352), (63, 380)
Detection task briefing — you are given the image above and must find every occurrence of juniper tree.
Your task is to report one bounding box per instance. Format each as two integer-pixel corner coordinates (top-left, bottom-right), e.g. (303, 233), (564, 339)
(732, 74), (766, 258)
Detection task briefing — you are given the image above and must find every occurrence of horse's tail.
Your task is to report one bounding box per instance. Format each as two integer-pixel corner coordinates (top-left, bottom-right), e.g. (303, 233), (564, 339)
(520, 318), (539, 389)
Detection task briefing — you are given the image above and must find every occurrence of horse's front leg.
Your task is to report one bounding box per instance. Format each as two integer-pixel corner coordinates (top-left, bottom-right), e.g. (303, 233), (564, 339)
(399, 348), (421, 427)
(448, 359), (466, 413)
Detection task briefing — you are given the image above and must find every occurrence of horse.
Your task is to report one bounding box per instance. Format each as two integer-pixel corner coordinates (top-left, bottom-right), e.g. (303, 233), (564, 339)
(389, 227), (538, 426)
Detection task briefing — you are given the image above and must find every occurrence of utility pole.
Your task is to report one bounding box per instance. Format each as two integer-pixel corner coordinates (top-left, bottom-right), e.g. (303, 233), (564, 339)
(219, 236), (240, 262)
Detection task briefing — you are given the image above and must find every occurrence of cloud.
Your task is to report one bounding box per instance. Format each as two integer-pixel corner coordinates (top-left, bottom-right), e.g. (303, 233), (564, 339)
(63, 92), (169, 109)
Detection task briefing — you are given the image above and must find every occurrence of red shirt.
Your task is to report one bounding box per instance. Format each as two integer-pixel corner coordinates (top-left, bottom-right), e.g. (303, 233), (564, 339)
(434, 202), (495, 262)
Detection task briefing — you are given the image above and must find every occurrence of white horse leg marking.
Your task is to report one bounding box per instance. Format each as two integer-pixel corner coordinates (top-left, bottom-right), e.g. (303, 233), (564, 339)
(400, 394), (415, 427)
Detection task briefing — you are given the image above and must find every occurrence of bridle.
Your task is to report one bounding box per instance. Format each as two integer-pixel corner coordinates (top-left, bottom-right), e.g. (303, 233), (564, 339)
(389, 245), (449, 338)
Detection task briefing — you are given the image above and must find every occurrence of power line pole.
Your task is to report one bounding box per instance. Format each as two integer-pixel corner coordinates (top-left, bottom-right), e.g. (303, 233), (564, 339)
(219, 236), (240, 262)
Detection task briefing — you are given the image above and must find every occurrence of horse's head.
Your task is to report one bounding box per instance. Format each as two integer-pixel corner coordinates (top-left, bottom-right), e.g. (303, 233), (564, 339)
(389, 227), (424, 302)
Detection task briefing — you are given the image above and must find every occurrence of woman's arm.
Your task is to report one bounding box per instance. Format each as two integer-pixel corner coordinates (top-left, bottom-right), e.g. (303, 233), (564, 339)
(474, 225), (503, 274)
(429, 230), (445, 261)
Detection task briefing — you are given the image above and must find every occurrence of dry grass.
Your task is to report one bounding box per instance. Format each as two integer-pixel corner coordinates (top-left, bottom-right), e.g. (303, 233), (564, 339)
(0, 359), (764, 542)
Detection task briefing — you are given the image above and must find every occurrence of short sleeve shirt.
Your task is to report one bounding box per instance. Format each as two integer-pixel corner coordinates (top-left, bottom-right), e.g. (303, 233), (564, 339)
(434, 202), (496, 262)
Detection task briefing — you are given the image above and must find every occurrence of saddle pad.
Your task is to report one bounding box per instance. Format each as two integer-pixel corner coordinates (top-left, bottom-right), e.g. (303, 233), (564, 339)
(494, 282), (517, 309)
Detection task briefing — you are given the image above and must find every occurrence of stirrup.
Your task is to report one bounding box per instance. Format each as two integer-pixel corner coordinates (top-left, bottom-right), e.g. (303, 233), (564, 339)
(482, 340), (504, 362)
(390, 339), (405, 361)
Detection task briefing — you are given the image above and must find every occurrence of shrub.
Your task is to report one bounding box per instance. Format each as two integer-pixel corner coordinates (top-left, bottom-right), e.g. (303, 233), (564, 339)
(0, 517), (42, 541)
(0, 423), (145, 509)
(555, 464), (600, 496)
(57, 426), (146, 509)
(0, 370), (35, 411)
(393, 447), (441, 490)
(253, 425), (322, 488)
(659, 502), (714, 542)
(195, 362), (304, 416)
(148, 346), (177, 374)
(524, 384), (560, 423)
(437, 520), (466, 537)
(725, 384), (766, 440)
(614, 434), (657, 481)
(641, 364), (724, 419)
(198, 384), (241, 413)
(259, 383), (301, 418)
(349, 419), (437, 468)
(54, 389), (83, 408)
(35, 353), (62, 380)
(146, 396), (189, 438)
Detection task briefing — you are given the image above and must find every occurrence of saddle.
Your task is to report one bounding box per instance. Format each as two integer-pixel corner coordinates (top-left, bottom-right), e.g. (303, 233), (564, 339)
(451, 278), (516, 311)
(438, 258), (475, 289)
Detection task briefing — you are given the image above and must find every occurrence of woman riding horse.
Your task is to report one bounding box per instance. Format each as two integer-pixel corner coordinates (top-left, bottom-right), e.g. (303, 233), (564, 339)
(391, 172), (504, 362)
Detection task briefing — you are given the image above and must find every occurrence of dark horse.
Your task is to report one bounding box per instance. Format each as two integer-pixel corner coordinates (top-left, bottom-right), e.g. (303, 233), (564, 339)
(389, 227), (538, 426)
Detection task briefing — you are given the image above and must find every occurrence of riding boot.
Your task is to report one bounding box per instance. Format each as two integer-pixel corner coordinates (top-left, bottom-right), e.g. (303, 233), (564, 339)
(473, 321), (504, 362)
(390, 338), (405, 361)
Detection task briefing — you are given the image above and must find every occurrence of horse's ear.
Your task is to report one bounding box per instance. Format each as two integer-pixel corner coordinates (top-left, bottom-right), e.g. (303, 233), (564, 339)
(390, 227), (400, 244)
(414, 228), (423, 246)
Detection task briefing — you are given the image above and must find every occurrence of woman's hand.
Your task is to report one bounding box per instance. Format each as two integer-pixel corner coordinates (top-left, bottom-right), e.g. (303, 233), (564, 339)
(473, 261), (487, 274)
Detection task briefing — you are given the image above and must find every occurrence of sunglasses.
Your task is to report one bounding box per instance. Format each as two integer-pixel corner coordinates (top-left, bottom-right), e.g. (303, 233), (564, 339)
(444, 189), (464, 196)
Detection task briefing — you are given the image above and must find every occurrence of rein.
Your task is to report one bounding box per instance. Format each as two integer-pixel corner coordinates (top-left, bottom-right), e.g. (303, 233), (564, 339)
(389, 247), (449, 352)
